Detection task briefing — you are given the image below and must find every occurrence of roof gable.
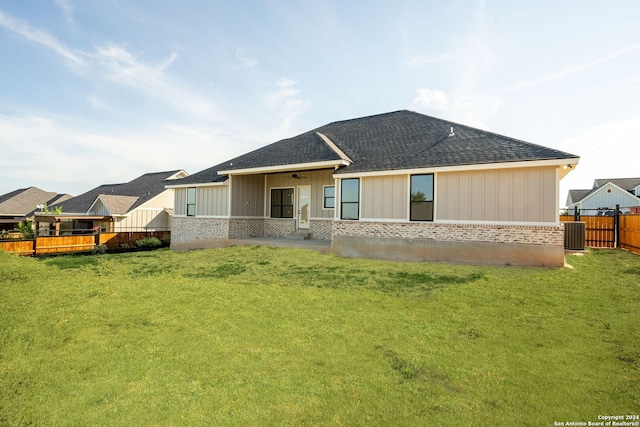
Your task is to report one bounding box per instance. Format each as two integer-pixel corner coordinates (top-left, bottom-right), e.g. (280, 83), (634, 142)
(92, 195), (140, 215)
(53, 170), (183, 214)
(575, 182), (640, 208)
(593, 177), (640, 192)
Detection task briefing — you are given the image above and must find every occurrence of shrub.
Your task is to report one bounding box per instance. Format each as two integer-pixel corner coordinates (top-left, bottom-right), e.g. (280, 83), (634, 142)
(92, 244), (107, 255)
(160, 235), (171, 247)
(135, 237), (162, 248)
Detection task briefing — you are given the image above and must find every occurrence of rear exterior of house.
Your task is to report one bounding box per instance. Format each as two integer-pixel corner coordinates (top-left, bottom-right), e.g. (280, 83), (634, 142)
(169, 111), (579, 267)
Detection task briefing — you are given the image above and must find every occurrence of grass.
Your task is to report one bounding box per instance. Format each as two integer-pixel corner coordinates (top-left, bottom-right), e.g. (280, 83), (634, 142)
(0, 246), (639, 426)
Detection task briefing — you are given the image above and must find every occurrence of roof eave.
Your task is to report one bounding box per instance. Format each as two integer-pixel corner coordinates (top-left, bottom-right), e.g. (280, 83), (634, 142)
(334, 157), (580, 178)
(218, 159), (350, 176)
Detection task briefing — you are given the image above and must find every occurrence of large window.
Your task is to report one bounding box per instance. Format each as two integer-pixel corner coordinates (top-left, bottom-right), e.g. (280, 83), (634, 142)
(186, 187), (196, 217)
(341, 179), (359, 220)
(271, 188), (294, 218)
(410, 174), (434, 221)
(323, 186), (335, 209)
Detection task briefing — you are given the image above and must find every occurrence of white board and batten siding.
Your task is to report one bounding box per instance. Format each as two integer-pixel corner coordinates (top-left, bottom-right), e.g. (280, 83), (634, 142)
(231, 175), (265, 217)
(358, 166), (558, 224)
(174, 185), (230, 217)
(437, 167), (557, 223)
(361, 175), (408, 220)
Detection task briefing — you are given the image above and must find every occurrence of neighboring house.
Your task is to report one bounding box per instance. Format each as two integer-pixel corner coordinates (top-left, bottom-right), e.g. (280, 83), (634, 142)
(566, 177), (640, 215)
(167, 110), (579, 267)
(35, 170), (187, 234)
(0, 187), (71, 232)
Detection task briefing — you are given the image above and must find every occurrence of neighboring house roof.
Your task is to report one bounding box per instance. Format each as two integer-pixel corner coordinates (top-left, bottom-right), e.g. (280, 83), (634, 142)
(567, 189), (591, 206)
(593, 177), (640, 192)
(53, 170), (186, 215)
(567, 181), (640, 210)
(567, 177), (640, 207)
(96, 195), (140, 215)
(0, 187), (73, 217)
(175, 110), (578, 185)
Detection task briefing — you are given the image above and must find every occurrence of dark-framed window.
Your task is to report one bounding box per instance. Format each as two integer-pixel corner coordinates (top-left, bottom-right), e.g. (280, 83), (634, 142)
(271, 188), (294, 218)
(341, 178), (359, 220)
(410, 174), (434, 221)
(186, 187), (196, 217)
(323, 186), (335, 209)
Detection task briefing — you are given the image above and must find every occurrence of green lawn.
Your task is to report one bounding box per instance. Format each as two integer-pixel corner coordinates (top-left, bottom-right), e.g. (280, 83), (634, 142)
(1, 246), (639, 426)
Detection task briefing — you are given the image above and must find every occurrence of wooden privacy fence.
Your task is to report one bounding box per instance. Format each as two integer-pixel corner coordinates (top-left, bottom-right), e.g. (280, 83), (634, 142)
(0, 231), (170, 256)
(561, 212), (640, 255)
(620, 215), (640, 255)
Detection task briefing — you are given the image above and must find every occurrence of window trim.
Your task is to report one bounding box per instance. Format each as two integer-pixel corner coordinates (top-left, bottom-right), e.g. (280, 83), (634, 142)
(410, 174), (434, 222)
(323, 185), (335, 210)
(186, 187), (196, 217)
(340, 178), (360, 220)
(270, 187), (295, 219)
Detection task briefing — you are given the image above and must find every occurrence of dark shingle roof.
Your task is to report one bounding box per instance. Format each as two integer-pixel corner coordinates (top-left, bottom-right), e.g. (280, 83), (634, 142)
(178, 110), (577, 184)
(53, 170), (183, 214)
(0, 187), (72, 216)
(568, 189), (592, 204)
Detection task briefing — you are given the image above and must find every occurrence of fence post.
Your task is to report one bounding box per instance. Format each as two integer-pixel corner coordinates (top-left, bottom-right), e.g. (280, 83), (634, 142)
(614, 204), (620, 248)
(574, 207), (580, 222)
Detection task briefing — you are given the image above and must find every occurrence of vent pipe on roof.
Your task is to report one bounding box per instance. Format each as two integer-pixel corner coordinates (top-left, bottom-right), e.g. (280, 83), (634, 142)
(448, 126), (455, 137)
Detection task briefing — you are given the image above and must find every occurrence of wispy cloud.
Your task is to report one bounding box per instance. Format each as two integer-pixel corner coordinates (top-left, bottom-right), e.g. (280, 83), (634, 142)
(261, 79), (310, 139)
(91, 43), (217, 118)
(508, 42), (640, 93)
(0, 10), (217, 120)
(0, 9), (84, 64)
(54, 0), (74, 24)
(235, 47), (257, 68)
(0, 112), (246, 195)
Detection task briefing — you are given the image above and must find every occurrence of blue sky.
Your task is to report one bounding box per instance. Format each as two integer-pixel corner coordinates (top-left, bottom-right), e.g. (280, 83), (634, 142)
(1, 1), (639, 205)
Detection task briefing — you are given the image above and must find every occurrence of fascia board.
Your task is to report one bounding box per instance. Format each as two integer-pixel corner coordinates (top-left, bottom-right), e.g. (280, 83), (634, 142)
(218, 160), (349, 176)
(165, 181), (228, 189)
(334, 158), (580, 178)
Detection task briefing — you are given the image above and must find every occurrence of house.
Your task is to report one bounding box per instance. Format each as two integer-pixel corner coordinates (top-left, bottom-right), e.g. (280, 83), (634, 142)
(35, 170), (187, 235)
(167, 110), (579, 267)
(0, 187), (71, 232)
(566, 177), (640, 215)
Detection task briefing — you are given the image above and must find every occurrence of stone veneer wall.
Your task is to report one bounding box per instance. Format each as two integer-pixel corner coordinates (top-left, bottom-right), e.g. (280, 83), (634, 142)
(228, 218), (265, 238)
(171, 217), (230, 249)
(264, 218), (296, 237)
(332, 221), (563, 246)
(310, 219), (333, 240)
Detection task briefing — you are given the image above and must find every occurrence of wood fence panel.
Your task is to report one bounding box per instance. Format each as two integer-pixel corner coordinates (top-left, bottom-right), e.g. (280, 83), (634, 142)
(0, 240), (35, 255)
(583, 216), (615, 248)
(99, 232), (119, 249)
(620, 215), (640, 255)
(35, 235), (95, 255)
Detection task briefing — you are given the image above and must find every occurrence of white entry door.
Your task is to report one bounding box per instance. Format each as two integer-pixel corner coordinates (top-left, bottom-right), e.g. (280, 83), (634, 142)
(297, 186), (310, 229)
